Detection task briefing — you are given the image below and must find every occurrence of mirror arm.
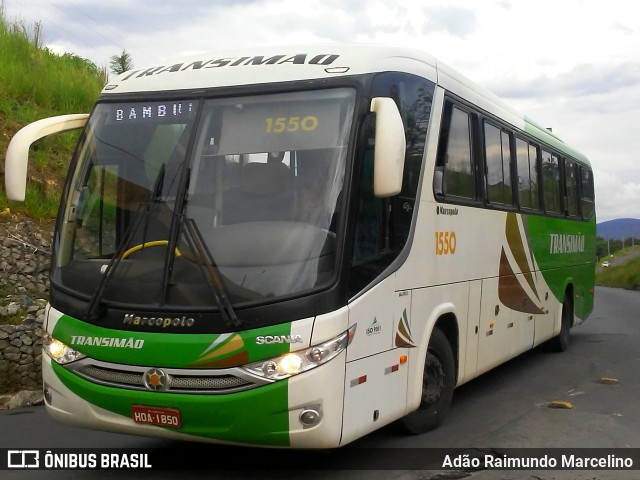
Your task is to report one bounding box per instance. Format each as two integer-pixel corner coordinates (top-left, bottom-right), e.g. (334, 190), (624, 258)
(5, 114), (89, 201)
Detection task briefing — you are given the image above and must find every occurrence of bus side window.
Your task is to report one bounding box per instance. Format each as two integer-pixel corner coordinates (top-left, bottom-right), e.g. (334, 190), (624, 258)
(542, 150), (562, 214)
(580, 166), (595, 220)
(564, 158), (579, 217)
(484, 122), (513, 207)
(436, 104), (476, 200)
(515, 138), (540, 211)
(352, 125), (381, 266)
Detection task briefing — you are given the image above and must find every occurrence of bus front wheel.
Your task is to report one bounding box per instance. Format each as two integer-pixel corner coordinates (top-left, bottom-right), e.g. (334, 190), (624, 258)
(398, 327), (455, 434)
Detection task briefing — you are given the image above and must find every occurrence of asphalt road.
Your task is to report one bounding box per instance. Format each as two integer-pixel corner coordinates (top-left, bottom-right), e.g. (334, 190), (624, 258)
(2, 286), (639, 479)
(599, 245), (640, 269)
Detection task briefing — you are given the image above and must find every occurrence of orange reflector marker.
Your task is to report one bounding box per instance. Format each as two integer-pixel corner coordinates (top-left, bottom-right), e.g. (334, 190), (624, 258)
(400, 355), (408, 364)
(348, 327), (357, 342)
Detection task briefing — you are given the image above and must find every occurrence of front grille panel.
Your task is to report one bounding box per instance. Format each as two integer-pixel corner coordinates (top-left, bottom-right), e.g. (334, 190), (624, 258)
(170, 375), (248, 390)
(79, 365), (143, 387)
(70, 360), (265, 394)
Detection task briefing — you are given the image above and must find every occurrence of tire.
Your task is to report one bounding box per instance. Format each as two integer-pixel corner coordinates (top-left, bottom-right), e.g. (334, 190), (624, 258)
(397, 327), (456, 434)
(547, 292), (572, 352)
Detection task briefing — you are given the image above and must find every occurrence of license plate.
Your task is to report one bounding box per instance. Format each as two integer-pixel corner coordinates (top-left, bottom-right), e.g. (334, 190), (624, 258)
(132, 405), (181, 428)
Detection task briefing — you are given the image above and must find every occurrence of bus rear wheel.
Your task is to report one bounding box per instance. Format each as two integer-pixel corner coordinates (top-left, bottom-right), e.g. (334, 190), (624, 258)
(547, 292), (573, 352)
(397, 327), (455, 434)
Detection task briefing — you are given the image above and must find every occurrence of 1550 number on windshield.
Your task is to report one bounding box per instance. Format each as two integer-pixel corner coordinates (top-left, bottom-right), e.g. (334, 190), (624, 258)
(265, 116), (318, 133)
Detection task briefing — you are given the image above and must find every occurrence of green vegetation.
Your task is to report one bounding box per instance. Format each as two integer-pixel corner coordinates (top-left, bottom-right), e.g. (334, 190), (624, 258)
(109, 48), (133, 75)
(595, 236), (640, 262)
(596, 246), (640, 290)
(0, 10), (105, 219)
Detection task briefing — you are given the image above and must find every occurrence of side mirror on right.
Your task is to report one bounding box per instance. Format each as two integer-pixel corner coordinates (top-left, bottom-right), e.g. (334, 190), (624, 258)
(370, 97), (406, 198)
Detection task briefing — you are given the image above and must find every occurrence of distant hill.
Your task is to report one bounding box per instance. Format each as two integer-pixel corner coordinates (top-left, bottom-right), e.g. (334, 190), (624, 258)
(597, 218), (640, 240)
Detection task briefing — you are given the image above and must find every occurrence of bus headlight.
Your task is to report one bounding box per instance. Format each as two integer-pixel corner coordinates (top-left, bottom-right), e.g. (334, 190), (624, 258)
(243, 325), (356, 380)
(43, 333), (86, 365)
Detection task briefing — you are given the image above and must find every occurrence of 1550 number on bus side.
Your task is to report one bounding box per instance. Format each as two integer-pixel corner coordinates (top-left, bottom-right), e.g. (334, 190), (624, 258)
(435, 231), (457, 255)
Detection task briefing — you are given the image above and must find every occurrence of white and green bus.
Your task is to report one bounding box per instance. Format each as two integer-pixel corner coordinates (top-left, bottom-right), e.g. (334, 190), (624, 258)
(5, 44), (596, 448)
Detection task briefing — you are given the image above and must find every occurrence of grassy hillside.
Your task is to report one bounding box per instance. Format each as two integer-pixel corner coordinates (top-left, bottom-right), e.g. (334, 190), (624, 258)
(0, 12), (105, 219)
(596, 246), (640, 291)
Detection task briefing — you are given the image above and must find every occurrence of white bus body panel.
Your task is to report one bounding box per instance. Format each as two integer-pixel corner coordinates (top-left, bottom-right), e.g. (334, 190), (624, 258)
(341, 278), (412, 445)
(288, 307), (348, 448)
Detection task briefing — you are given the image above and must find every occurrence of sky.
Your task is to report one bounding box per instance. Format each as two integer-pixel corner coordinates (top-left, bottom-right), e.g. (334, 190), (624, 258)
(3, 0), (640, 223)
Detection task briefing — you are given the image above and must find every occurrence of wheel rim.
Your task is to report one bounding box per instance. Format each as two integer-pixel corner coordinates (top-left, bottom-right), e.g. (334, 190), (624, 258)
(422, 351), (445, 407)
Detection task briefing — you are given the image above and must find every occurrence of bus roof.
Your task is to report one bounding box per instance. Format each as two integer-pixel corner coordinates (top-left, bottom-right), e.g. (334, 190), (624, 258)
(103, 43), (589, 166)
(105, 44), (438, 93)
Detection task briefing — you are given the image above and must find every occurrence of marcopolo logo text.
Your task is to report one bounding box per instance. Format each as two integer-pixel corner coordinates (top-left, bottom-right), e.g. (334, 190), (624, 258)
(123, 314), (195, 329)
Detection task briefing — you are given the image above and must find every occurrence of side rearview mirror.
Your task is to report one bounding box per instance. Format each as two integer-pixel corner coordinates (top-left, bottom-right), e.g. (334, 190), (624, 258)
(370, 97), (406, 198)
(4, 114), (89, 201)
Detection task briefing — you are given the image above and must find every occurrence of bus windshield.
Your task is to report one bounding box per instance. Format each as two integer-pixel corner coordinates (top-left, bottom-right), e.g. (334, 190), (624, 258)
(53, 88), (356, 312)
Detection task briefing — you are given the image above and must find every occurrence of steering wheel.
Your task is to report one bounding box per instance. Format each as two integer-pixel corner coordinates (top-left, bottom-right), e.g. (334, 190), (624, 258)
(121, 240), (181, 259)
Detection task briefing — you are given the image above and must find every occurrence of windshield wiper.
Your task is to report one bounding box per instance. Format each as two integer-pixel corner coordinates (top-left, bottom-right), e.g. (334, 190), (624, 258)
(86, 202), (148, 320)
(86, 164), (167, 321)
(181, 217), (241, 328)
(157, 155), (241, 328)
(140, 163), (166, 252)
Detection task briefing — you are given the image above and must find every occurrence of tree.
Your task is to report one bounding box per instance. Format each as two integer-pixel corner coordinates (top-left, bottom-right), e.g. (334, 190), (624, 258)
(109, 49), (133, 75)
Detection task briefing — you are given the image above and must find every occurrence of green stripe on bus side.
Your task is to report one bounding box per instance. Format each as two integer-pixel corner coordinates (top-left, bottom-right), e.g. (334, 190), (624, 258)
(525, 215), (596, 319)
(51, 315), (293, 368)
(52, 362), (291, 446)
